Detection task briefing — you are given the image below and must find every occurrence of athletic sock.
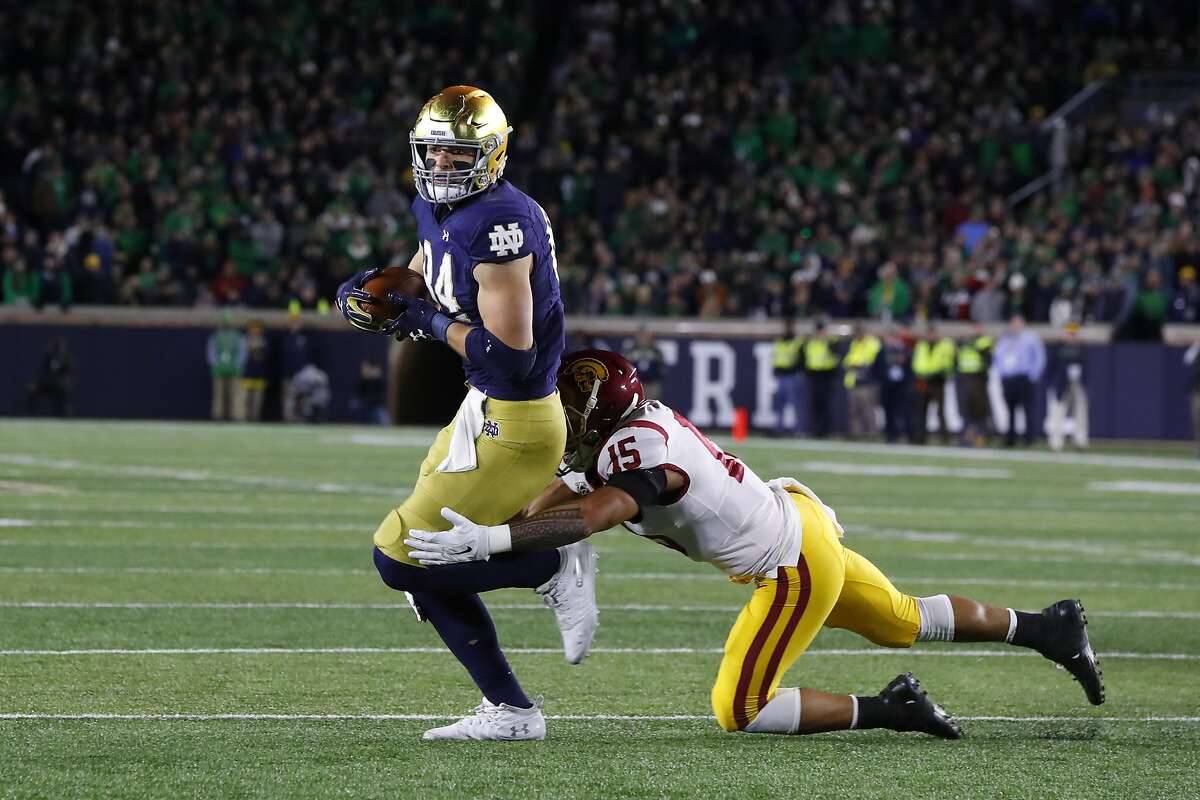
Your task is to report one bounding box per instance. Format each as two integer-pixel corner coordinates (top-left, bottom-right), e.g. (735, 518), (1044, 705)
(851, 696), (895, 730)
(1007, 609), (1048, 650)
(413, 591), (532, 708)
(854, 695), (916, 734)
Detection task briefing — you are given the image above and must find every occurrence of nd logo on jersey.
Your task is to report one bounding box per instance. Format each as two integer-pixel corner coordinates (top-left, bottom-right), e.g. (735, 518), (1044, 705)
(488, 222), (524, 257)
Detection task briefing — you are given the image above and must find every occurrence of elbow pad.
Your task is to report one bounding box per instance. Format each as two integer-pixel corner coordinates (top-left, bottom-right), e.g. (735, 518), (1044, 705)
(465, 327), (538, 381)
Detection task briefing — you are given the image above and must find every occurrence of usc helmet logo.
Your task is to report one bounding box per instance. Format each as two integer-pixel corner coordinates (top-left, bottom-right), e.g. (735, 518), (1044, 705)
(567, 358), (609, 394)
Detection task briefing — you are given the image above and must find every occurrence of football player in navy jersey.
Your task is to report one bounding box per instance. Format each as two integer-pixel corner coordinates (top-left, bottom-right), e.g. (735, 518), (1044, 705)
(335, 86), (597, 741)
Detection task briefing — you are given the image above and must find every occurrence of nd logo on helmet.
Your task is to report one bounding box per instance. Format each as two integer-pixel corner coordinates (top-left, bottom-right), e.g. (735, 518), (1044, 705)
(568, 358), (610, 393)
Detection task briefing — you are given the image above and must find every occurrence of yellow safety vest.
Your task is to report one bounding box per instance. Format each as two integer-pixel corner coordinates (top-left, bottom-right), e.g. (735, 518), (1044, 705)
(772, 337), (804, 370)
(913, 338), (955, 378)
(956, 335), (992, 374)
(842, 335), (882, 389)
(804, 337), (839, 372)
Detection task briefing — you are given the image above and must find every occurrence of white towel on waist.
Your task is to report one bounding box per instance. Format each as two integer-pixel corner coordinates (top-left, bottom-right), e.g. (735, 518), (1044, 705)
(436, 387), (487, 473)
(767, 477), (846, 535)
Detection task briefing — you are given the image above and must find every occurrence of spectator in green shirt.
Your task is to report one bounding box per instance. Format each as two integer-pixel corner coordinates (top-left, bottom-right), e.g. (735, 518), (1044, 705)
(207, 311), (247, 421)
(868, 261), (912, 320)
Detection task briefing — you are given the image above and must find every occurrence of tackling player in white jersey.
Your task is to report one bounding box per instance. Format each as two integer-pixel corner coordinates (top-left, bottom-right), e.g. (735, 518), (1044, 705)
(407, 349), (1104, 737)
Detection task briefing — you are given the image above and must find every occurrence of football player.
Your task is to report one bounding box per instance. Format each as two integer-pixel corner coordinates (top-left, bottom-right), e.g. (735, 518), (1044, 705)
(335, 87), (598, 741)
(406, 349), (1105, 738)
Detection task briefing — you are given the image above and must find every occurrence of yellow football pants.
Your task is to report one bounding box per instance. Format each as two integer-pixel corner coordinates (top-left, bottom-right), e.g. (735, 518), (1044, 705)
(711, 490), (921, 731)
(373, 391), (566, 566)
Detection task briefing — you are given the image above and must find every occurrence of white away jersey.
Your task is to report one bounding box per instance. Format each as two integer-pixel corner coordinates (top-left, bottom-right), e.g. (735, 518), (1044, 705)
(583, 402), (803, 578)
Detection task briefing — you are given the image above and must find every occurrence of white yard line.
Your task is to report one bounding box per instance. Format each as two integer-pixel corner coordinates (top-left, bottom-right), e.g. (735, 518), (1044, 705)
(0, 538), (365, 551)
(0, 566), (370, 576)
(3, 601), (1195, 619)
(4, 504), (365, 517)
(0, 520), (367, 533)
(1090, 480), (1200, 496)
(795, 462), (1011, 479)
(332, 432), (450, 448)
(0, 481), (72, 495)
(0, 565), (1195, 591)
(838, 503), (1200, 518)
(0, 454), (407, 496)
(0, 646), (1193, 660)
(732, 437), (1200, 472)
(851, 525), (1200, 565)
(0, 712), (1196, 723)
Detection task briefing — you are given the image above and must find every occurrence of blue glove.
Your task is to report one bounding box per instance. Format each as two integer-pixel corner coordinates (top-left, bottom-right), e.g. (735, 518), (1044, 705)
(336, 268), (384, 333)
(383, 294), (455, 343)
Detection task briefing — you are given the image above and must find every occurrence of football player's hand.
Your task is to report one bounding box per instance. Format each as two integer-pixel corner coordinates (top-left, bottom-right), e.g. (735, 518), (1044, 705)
(336, 268), (384, 333)
(405, 508), (494, 565)
(382, 295), (454, 343)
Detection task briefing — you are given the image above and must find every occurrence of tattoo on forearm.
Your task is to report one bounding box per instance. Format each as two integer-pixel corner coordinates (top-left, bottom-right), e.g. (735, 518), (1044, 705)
(510, 507), (590, 551)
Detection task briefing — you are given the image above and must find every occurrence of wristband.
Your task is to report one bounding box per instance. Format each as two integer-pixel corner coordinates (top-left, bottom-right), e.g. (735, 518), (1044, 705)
(487, 523), (513, 555)
(431, 312), (454, 343)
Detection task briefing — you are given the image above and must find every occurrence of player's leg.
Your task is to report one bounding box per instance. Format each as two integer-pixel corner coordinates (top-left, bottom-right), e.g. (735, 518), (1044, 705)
(708, 543), (844, 733)
(1001, 377), (1019, 446)
(710, 492), (960, 738)
(825, 547), (1104, 705)
(1047, 389), (1065, 451)
(371, 416), (595, 653)
(413, 590), (546, 741)
(1073, 383), (1089, 448)
(772, 375), (789, 436)
(935, 380), (950, 444)
(368, 397), (564, 736)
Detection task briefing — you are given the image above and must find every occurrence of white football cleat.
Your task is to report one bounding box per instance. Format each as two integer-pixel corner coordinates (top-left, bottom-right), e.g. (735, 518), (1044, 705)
(422, 698), (546, 741)
(536, 541), (599, 664)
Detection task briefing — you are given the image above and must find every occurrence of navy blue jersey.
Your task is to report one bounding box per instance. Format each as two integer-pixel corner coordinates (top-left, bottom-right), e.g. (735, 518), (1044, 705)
(412, 180), (565, 400)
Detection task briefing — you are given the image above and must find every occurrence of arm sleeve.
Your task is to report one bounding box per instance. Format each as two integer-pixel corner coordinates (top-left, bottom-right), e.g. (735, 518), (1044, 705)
(466, 213), (538, 264)
(605, 468), (670, 516)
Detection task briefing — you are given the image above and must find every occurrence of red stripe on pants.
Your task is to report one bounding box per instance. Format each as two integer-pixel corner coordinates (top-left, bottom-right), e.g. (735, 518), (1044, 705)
(754, 556), (812, 719)
(732, 569), (790, 730)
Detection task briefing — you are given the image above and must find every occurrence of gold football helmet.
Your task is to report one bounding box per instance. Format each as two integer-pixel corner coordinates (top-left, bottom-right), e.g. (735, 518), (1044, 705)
(410, 85), (512, 204)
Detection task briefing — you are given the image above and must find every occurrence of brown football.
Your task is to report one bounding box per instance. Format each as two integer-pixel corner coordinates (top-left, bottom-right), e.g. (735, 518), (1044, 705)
(359, 267), (428, 323)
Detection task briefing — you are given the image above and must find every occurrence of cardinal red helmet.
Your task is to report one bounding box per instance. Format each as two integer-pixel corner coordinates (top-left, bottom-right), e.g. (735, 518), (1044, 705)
(557, 349), (646, 473)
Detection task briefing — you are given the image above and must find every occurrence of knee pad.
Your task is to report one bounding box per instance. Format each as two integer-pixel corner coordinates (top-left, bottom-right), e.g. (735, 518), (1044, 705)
(916, 594), (955, 642)
(743, 688), (802, 734)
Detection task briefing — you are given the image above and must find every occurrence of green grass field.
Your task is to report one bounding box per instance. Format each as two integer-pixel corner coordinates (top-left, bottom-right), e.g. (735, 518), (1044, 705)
(1, 420), (1198, 799)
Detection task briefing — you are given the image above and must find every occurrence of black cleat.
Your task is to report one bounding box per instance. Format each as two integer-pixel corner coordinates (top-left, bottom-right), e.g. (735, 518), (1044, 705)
(879, 673), (963, 739)
(1037, 599), (1105, 705)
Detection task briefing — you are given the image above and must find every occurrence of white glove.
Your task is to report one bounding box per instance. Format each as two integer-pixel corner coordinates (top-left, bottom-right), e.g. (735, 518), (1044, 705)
(404, 507), (512, 566)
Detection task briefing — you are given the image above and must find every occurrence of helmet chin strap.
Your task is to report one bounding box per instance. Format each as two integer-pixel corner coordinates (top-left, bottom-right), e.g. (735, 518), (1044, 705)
(581, 377), (602, 427)
(561, 379), (605, 474)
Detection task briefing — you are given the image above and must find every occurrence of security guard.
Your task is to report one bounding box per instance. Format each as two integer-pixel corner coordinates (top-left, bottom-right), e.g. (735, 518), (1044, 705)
(880, 327), (915, 443)
(804, 316), (841, 438)
(842, 323), (883, 439)
(911, 322), (955, 444)
(771, 317), (807, 436)
(955, 324), (993, 446)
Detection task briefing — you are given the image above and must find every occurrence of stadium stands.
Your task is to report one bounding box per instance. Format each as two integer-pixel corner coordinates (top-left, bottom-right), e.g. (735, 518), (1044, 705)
(1, 0), (1199, 336)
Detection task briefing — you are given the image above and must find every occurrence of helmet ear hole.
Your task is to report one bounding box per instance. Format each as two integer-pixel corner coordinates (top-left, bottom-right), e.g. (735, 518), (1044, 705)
(582, 431), (601, 447)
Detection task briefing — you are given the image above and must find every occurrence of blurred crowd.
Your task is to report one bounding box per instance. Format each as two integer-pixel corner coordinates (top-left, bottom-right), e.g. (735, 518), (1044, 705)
(0, 0), (539, 311)
(1, 0), (1200, 338)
